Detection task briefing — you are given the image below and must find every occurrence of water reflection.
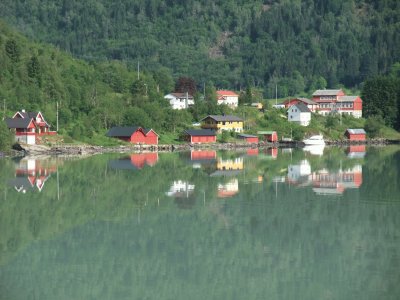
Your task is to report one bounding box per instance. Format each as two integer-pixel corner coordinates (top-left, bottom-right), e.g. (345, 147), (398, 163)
(1, 146), (400, 300)
(287, 159), (363, 195)
(303, 144), (325, 156)
(8, 157), (58, 193)
(109, 153), (159, 170)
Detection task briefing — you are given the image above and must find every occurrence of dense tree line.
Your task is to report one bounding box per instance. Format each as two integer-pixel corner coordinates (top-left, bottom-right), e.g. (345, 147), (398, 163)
(0, 0), (399, 96)
(361, 63), (400, 132)
(0, 21), (234, 143)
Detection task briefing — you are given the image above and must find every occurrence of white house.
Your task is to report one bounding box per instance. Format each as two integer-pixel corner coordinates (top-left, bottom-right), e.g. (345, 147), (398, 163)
(164, 93), (194, 110)
(288, 103), (311, 126)
(216, 90), (239, 109)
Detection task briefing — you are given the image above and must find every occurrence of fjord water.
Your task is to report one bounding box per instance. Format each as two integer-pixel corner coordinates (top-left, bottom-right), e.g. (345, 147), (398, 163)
(0, 146), (399, 300)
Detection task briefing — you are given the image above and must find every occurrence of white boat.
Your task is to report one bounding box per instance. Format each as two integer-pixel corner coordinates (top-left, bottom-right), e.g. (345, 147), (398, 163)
(302, 135), (325, 145)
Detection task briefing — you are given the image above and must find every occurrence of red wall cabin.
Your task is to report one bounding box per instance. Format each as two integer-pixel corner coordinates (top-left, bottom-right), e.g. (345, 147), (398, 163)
(184, 129), (217, 144)
(106, 127), (159, 145)
(345, 129), (366, 141)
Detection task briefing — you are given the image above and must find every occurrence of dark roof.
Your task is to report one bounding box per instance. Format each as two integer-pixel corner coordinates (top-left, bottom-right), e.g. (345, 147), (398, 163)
(238, 134), (258, 138)
(5, 117), (33, 129)
(106, 126), (156, 137)
(201, 115), (243, 122)
(107, 126), (140, 137)
(184, 129), (216, 136)
(346, 129), (366, 134)
(291, 102), (311, 113)
(297, 97), (318, 105)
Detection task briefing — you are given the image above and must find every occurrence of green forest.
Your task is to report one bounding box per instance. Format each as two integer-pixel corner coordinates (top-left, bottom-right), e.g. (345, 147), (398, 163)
(1, 0), (399, 93)
(0, 0), (400, 150)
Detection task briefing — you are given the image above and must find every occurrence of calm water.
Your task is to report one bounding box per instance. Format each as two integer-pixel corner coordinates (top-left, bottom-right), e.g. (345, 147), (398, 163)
(0, 145), (400, 300)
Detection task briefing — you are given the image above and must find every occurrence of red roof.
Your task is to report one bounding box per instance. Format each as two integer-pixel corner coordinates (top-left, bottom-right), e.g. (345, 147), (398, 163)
(217, 90), (238, 97)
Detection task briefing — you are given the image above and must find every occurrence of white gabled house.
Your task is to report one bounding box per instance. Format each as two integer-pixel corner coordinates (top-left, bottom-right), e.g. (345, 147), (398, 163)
(288, 103), (311, 126)
(164, 93), (194, 110)
(216, 90), (239, 109)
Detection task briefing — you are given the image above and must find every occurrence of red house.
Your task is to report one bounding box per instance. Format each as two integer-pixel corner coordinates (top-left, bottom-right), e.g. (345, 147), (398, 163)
(258, 131), (278, 142)
(283, 98), (318, 112)
(130, 153), (159, 168)
(237, 134), (259, 143)
(106, 126), (159, 145)
(184, 129), (216, 144)
(6, 110), (55, 145)
(312, 89), (363, 118)
(345, 129), (366, 141)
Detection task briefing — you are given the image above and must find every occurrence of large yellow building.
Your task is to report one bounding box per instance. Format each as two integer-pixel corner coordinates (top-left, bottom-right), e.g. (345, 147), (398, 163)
(200, 115), (244, 133)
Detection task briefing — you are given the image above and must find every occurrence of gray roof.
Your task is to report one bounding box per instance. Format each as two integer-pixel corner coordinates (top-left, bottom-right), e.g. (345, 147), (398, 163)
(5, 117), (33, 129)
(184, 129), (216, 136)
(338, 96), (359, 102)
(346, 129), (366, 134)
(238, 134), (258, 138)
(167, 93), (194, 99)
(106, 126), (156, 137)
(312, 89), (343, 96)
(297, 97), (318, 105)
(201, 115), (243, 122)
(292, 102), (311, 113)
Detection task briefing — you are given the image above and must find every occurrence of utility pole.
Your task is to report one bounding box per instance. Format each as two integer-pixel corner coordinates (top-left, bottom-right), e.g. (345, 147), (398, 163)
(56, 101), (59, 132)
(275, 84), (277, 106)
(137, 61), (140, 80)
(3, 99), (5, 120)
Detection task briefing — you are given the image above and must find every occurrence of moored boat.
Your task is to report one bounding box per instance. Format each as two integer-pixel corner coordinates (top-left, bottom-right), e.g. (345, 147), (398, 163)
(302, 135), (325, 145)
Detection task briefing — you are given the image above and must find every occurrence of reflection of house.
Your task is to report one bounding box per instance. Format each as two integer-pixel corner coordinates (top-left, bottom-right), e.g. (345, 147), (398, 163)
(109, 153), (158, 170)
(183, 129), (216, 144)
(201, 115), (243, 133)
(209, 157), (243, 177)
(303, 145), (325, 156)
(6, 110), (55, 145)
(246, 148), (259, 156)
(216, 90), (239, 108)
(166, 180), (195, 197)
(287, 160), (311, 185)
(9, 158), (57, 193)
(286, 161), (363, 195)
(346, 145), (366, 158)
(186, 150), (217, 169)
(311, 165), (363, 195)
(217, 157), (243, 171)
(312, 89), (363, 118)
(166, 180), (196, 209)
(218, 178), (239, 198)
(288, 103), (311, 126)
(106, 127), (159, 145)
(164, 93), (194, 110)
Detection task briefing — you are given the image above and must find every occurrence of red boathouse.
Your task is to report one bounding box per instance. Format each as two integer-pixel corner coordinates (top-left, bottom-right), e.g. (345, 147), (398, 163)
(345, 129), (366, 141)
(106, 126), (159, 145)
(237, 134), (259, 143)
(184, 129), (216, 144)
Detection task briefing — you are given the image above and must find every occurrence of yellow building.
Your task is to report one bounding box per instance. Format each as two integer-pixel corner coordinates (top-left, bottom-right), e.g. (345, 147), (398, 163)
(200, 115), (244, 133)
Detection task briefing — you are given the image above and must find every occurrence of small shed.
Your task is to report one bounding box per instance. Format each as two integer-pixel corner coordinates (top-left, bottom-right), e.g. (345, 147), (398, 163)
(106, 126), (159, 144)
(257, 131), (278, 142)
(345, 129), (366, 141)
(237, 134), (259, 143)
(184, 129), (216, 143)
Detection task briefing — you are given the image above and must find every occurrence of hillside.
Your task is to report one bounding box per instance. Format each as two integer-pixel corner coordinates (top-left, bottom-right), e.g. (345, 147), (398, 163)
(0, 0), (399, 95)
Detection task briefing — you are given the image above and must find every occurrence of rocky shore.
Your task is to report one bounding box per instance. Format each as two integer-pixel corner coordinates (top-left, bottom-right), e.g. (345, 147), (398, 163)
(4, 138), (395, 157)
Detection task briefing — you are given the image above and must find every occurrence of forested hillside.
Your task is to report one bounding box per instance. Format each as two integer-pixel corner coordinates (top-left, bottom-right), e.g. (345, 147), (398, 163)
(0, 20), (237, 145)
(1, 0), (399, 96)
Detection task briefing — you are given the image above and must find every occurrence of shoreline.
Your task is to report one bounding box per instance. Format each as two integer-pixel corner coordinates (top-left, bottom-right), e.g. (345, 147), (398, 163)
(5, 138), (397, 157)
